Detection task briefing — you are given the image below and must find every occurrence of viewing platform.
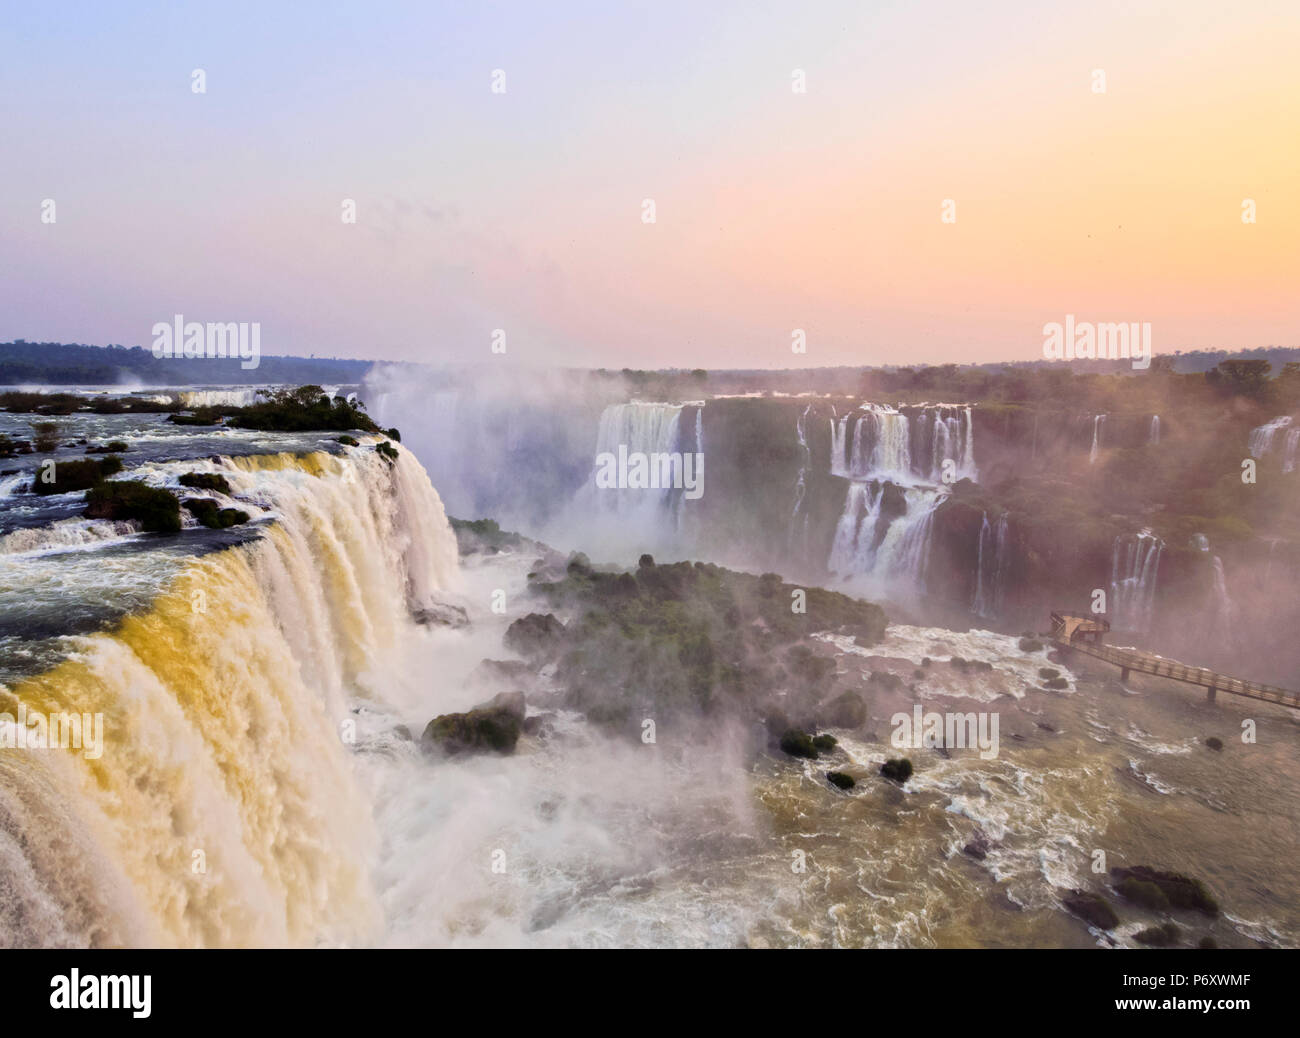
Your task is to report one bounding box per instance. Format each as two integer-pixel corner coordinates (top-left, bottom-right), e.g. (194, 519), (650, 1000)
(1048, 611), (1300, 710)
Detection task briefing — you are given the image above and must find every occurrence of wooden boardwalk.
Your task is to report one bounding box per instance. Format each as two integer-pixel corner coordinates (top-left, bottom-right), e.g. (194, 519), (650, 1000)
(1048, 612), (1300, 710)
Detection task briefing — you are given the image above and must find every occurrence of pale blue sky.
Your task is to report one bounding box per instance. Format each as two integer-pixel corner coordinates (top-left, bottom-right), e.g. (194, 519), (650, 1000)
(2, 1), (1296, 367)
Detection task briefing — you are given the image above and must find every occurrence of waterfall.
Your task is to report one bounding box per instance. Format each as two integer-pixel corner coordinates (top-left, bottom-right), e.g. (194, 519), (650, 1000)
(790, 405), (812, 548)
(1190, 533), (1235, 646)
(1148, 415), (1160, 444)
(0, 446), (460, 947)
(972, 512), (1010, 619)
(1109, 531), (1163, 632)
(573, 401), (697, 554)
(1089, 414), (1106, 464)
(1284, 428), (1300, 473)
(178, 388), (263, 408)
(1248, 415), (1293, 458)
(825, 403), (975, 593)
(829, 404), (975, 484)
(828, 483), (941, 590)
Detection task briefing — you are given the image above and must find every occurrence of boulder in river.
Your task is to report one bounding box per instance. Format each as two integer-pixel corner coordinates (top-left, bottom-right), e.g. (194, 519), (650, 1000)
(1063, 890), (1120, 930)
(504, 612), (566, 658)
(422, 691), (527, 756)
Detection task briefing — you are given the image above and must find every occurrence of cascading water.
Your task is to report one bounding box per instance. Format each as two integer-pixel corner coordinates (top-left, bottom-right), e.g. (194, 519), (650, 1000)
(1191, 533), (1235, 647)
(830, 404), (976, 484)
(1284, 428), (1300, 474)
(826, 403), (974, 593)
(1109, 531), (1163, 632)
(1248, 415), (1293, 458)
(568, 401), (703, 557)
(1149, 415), (1160, 445)
(1089, 414), (1106, 464)
(972, 512), (1009, 619)
(0, 445), (460, 947)
(789, 404), (812, 549)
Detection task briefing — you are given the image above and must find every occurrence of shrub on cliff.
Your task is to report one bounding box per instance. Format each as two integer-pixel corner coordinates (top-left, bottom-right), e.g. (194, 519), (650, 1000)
(183, 498), (250, 529)
(826, 771), (855, 790)
(84, 480), (181, 533)
(31, 456), (123, 495)
(225, 385), (382, 433)
(178, 471), (231, 494)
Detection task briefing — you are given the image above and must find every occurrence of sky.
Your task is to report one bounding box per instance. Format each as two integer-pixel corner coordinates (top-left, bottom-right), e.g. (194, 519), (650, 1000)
(1, 0), (1297, 369)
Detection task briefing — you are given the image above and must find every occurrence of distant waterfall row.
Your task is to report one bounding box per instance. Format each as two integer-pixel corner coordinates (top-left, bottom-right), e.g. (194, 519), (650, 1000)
(830, 404), (976, 484)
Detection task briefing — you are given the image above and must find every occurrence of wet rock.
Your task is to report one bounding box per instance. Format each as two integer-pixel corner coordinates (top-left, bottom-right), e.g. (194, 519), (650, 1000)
(963, 829), (991, 860)
(880, 757), (913, 783)
(1063, 890), (1120, 930)
(473, 658), (534, 683)
(522, 711), (557, 737)
(822, 689), (867, 728)
(504, 612), (566, 658)
(1036, 721), (1057, 733)
(779, 729), (819, 759)
(422, 691), (527, 756)
(412, 601), (470, 628)
(1134, 922), (1181, 947)
(1111, 866), (1219, 916)
(1205, 736), (1223, 751)
(1019, 637), (1044, 653)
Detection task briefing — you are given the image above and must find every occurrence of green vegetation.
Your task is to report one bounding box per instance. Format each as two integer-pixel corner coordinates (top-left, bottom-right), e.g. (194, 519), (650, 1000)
(375, 441), (399, 464)
(337, 435), (360, 447)
(0, 339), (368, 388)
(1111, 866), (1219, 916)
(30, 422), (62, 453)
(226, 385), (383, 434)
(178, 471), (231, 494)
(84, 481), (181, 533)
(826, 771), (855, 790)
(1205, 737), (1223, 751)
(183, 498), (250, 529)
(30, 456), (123, 495)
(421, 692), (526, 756)
(449, 517), (527, 553)
(522, 554), (886, 728)
(779, 729), (819, 759)
(1116, 876), (1170, 911)
(1063, 890), (1120, 931)
(880, 758), (913, 783)
(1133, 923), (1181, 947)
